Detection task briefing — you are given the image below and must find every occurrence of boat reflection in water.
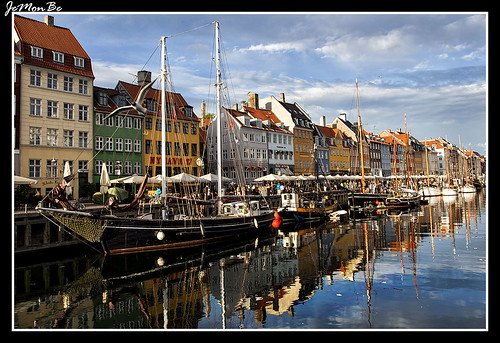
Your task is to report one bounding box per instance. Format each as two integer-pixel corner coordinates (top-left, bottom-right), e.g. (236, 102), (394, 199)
(14, 190), (486, 329)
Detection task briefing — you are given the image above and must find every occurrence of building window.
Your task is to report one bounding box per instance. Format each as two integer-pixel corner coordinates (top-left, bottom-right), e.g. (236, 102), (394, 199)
(78, 105), (88, 121)
(183, 143), (189, 156)
(78, 79), (88, 95)
(74, 57), (84, 68)
(47, 128), (58, 146)
(124, 117), (132, 128)
(47, 101), (58, 118)
(134, 139), (141, 153)
(79, 160), (88, 171)
(191, 143), (197, 156)
(145, 118), (152, 130)
(145, 140), (152, 154)
(46, 159), (57, 178)
(29, 159), (41, 178)
(95, 160), (102, 175)
(183, 123), (189, 134)
(31, 46), (43, 59)
(30, 98), (41, 116)
(134, 162), (141, 174)
(30, 69), (41, 86)
(115, 138), (123, 152)
(79, 131), (88, 148)
(63, 103), (74, 120)
(29, 127), (41, 145)
(134, 118), (141, 129)
(124, 138), (132, 152)
(174, 142), (181, 156)
(53, 51), (64, 64)
(105, 137), (113, 151)
(63, 76), (73, 92)
(95, 136), (103, 151)
(124, 161), (132, 175)
(63, 130), (73, 147)
(98, 91), (108, 106)
(47, 73), (58, 89)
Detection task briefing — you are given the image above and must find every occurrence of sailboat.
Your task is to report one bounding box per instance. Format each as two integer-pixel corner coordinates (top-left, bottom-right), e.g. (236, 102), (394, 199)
(350, 79), (388, 212)
(458, 140), (476, 194)
(418, 138), (441, 197)
(384, 113), (420, 208)
(441, 146), (458, 196)
(37, 22), (274, 255)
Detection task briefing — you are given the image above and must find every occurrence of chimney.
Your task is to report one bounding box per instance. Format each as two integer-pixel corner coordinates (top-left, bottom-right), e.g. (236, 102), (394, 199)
(320, 115), (326, 127)
(280, 93), (285, 102)
(339, 113), (347, 122)
(137, 70), (152, 86)
(232, 103), (239, 111)
(247, 93), (259, 109)
(45, 15), (54, 27)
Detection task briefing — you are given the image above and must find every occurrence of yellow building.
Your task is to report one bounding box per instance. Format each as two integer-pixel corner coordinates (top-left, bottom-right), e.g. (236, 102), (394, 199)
(14, 15), (94, 199)
(315, 125), (350, 175)
(116, 78), (201, 177)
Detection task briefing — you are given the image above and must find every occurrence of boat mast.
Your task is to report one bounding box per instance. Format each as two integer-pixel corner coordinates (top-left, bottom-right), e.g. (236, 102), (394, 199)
(215, 21), (223, 215)
(404, 112), (411, 188)
(356, 79), (366, 193)
(160, 36), (167, 219)
(424, 137), (431, 186)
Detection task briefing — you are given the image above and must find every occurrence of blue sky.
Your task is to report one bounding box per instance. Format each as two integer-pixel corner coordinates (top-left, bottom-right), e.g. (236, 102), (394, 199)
(19, 12), (487, 155)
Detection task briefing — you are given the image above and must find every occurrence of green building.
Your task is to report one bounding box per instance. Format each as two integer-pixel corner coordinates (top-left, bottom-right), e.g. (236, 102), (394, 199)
(92, 86), (143, 186)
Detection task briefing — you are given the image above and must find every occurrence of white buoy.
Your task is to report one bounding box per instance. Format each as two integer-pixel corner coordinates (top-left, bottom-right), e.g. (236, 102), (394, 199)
(157, 231), (165, 240)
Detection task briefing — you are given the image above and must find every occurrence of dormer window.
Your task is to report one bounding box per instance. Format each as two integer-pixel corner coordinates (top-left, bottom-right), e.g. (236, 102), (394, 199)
(53, 51), (64, 64)
(74, 56), (84, 68)
(31, 46), (43, 59)
(98, 91), (108, 106)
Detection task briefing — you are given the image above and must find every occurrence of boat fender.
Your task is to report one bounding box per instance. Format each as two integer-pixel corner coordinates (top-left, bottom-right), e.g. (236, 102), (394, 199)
(156, 231), (165, 241)
(272, 210), (282, 228)
(253, 217), (259, 229)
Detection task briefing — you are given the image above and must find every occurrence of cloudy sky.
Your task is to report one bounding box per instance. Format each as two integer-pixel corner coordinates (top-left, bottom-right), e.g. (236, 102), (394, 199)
(19, 12), (487, 155)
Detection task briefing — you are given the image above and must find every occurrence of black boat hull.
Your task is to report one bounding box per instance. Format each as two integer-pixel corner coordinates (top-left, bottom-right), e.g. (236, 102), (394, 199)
(100, 212), (275, 255)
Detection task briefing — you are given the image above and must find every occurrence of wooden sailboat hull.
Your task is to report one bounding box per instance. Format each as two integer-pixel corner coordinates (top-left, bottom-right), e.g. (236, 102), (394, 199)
(101, 212), (275, 255)
(37, 206), (275, 255)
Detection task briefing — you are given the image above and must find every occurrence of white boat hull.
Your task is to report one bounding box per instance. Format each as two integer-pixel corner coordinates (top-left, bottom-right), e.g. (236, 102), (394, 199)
(418, 187), (441, 197)
(442, 188), (458, 196)
(459, 185), (476, 193)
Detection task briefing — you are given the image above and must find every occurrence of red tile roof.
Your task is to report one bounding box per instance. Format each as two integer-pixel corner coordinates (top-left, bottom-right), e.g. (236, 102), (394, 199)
(14, 15), (94, 78)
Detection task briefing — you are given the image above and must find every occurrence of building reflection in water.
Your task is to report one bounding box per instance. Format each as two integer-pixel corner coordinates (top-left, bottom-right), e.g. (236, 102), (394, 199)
(14, 190), (486, 329)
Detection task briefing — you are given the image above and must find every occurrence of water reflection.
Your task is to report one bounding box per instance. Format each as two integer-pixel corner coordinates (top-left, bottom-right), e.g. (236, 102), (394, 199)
(14, 190), (486, 329)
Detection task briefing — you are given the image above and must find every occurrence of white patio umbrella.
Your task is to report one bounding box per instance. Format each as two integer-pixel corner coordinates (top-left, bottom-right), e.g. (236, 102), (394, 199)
(110, 174), (151, 184)
(253, 173), (285, 182)
(169, 172), (204, 183)
(63, 161), (72, 196)
(100, 162), (111, 195)
(14, 175), (38, 185)
(200, 173), (232, 183)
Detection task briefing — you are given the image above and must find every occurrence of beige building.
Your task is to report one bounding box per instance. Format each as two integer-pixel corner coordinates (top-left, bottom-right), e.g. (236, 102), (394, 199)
(14, 15), (94, 199)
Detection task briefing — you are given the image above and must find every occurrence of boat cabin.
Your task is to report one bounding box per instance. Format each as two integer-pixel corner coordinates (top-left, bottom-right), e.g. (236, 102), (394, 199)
(281, 193), (300, 210)
(222, 200), (262, 216)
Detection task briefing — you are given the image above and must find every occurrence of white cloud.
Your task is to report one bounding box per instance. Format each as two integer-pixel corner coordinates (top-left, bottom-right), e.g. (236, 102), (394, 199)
(314, 27), (415, 64)
(236, 40), (310, 54)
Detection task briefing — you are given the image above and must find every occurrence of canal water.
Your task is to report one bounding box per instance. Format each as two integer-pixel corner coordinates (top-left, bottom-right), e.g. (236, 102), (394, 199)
(14, 190), (487, 330)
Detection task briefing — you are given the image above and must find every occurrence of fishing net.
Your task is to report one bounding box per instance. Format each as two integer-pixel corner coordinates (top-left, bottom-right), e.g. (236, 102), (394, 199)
(52, 212), (107, 243)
